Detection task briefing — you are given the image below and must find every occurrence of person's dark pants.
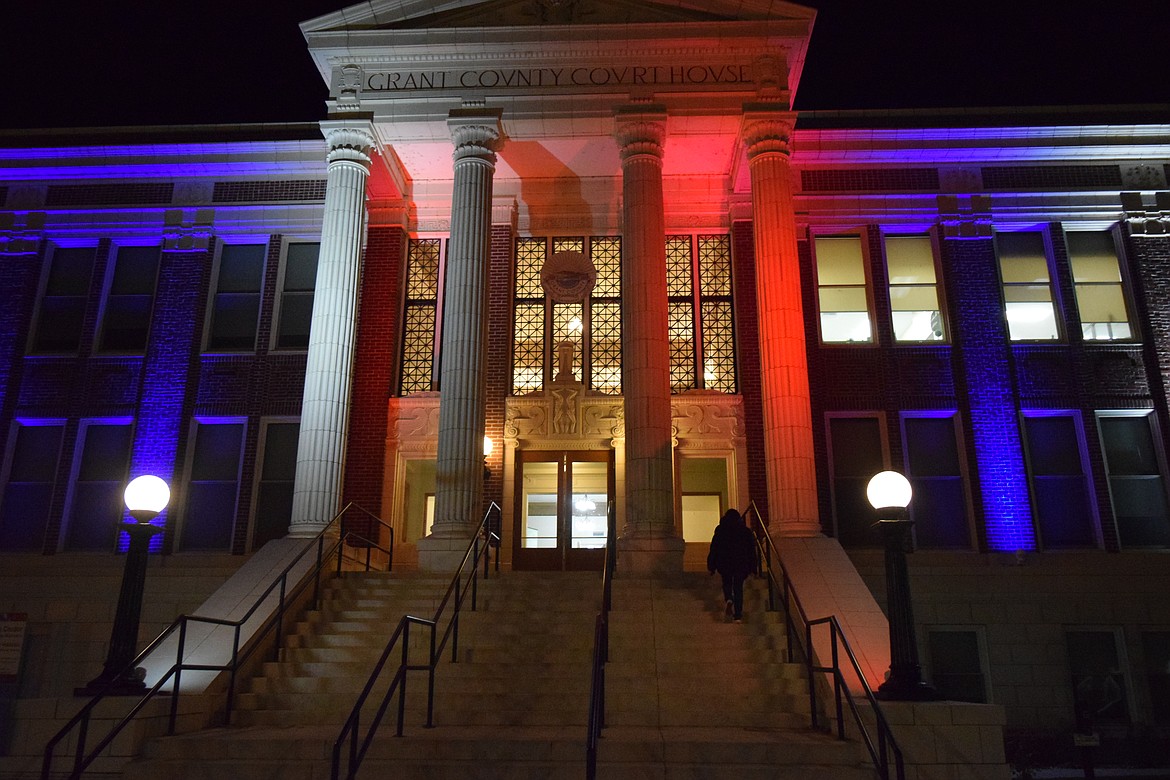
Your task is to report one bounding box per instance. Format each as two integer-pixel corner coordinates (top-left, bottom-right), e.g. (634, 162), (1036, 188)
(720, 573), (746, 619)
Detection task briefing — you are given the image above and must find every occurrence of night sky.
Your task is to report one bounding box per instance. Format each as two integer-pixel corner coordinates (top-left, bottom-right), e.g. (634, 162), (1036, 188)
(0, 0), (1167, 131)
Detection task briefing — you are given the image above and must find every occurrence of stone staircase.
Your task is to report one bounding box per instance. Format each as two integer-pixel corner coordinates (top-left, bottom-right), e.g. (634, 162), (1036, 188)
(122, 570), (874, 779)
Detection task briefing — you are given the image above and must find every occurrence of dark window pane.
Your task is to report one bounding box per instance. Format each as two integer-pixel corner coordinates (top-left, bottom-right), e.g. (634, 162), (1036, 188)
(1142, 632), (1170, 724)
(77, 425), (132, 481)
(261, 424), (299, 480)
(1112, 477), (1170, 547)
(181, 482), (237, 549)
(1026, 417), (1084, 475)
(283, 244), (319, 291)
(929, 631), (985, 703)
(100, 295), (152, 351)
(65, 482), (123, 551)
(253, 482), (293, 548)
(190, 424), (244, 480)
(1067, 631), (1128, 724)
(911, 477), (970, 548)
(0, 484), (53, 550)
(905, 417), (961, 476)
(8, 425), (63, 481)
(1033, 477), (1097, 548)
(216, 245), (265, 292)
(276, 294), (313, 350)
(45, 248), (94, 295)
(1101, 417), (1160, 475)
(32, 297), (85, 352)
(209, 293), (260, 350)
(830, 417), (884, 477)
(110, 247), (160, 295)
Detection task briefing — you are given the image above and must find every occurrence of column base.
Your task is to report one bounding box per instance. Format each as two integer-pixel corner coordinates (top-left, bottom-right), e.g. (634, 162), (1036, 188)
(617, 535), (685, 574)
(416, 533), (474, 572)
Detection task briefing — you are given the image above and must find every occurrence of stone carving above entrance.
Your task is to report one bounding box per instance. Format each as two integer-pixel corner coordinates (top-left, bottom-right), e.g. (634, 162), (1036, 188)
(671, 394), (745, 446)
(541, 250), (596, 302)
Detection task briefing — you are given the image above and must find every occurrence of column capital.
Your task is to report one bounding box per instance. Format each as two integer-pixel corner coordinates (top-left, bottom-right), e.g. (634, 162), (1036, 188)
(321, 120), (375, 168)
(740, 107), (796, 160)
(614, 104), (667, 162)
(448, 108), (503, 165)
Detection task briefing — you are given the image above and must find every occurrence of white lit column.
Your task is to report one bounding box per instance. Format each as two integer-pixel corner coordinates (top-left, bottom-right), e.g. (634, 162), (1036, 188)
(614, 106), (683, 571)
(419, 109), (501, 570)
(742, 110), (820, 537)
(288, 122), (373, 537)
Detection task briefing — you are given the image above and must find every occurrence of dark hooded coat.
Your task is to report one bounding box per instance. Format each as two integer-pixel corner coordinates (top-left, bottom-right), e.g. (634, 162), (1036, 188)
(706, 509), (756, 579)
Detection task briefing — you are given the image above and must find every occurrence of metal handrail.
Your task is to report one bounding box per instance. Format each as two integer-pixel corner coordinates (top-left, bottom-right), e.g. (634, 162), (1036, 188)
(42, 502), (394, 780)
(331, 502), (502, 780)
(585, 501), (617, 780)
(744, 501), (906, 780)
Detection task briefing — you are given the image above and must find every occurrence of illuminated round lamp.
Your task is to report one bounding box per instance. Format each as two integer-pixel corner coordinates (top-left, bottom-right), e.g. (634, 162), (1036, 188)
(483, 436), (494, 458)
(866, 470), (912, 518)
(124, 475), (170, 523)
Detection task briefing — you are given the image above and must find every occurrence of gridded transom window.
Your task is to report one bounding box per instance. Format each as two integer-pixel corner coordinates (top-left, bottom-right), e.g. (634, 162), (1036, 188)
(814, 235), (873, 343)
(399, 238), (442, 395)
(511, 237), (622, 395)
(32, 245), (95, 353)
(996, 232), (1060, 341)
(666, 234), (737, 393)
(1066, 230), (1133, 341)
(884, 235), (945, 342)
(99, 245), (160, 353)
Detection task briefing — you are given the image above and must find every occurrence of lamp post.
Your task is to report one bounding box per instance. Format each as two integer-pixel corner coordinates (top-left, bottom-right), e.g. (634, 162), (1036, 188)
(867, 470), (939, 701)
(79, 475), (169, 696)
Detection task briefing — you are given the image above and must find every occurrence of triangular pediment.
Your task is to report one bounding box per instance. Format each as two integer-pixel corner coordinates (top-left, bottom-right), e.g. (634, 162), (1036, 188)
(302, 0), (814, 33)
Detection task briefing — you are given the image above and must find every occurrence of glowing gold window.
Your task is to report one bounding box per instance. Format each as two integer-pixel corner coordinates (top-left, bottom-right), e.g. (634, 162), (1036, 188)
(665, 234), (737, 393)
(1067, 230), (1133, 341)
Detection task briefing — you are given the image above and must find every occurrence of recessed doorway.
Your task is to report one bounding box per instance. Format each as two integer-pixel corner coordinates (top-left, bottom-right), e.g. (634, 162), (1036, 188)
(513, 450), (613, 570)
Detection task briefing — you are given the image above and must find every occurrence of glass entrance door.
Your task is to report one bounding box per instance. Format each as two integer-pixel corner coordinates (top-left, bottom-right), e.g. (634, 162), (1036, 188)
(513, 450), (612, 570)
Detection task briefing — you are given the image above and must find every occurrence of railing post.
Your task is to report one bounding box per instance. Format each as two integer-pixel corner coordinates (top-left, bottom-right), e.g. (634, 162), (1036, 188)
(806, 623), (818, 731)
(273, 576), (287, 662)
(397, 621), (408, 737)
(388, 528), (394, 572)
(316, 535), (325, 604)
(169, 620), (187, 735)
(426, 623), (437, 728)
(72, 711), (90, 778)
(227, 622), (242, 725)
(833, 627), (845, 740)
(766, 542), (776, 612)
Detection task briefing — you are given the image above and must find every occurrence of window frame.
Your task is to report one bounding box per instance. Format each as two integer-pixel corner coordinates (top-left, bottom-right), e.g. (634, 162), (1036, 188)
(1020, 410), (1103, 550)
(899, 411), (975, 550)
(925, 626), (991, 704)
(398, 235), (447, 395)
(28, 242), (98, 355)
(203, 240), (269, 353)
(94, 241), (161, 355)
(1065, 627), (1135, 726)
(0, 418), (66, 551)
(58, 417), (134, 553)
(825, 411), (890, 546)
(994, 228), (1064, 343)
(177, 416), (247, 551)
(1064, 226), (1137, 343)
(811, 229), (877, 346)
(880, 229), (948, 344)
(1094, 409), (1170, 549)
(269, 240), (321, 353)
(247, 416), (300, 551)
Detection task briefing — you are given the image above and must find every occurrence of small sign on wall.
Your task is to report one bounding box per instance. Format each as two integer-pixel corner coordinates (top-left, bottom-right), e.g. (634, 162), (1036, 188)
(0, 614), (28, 683)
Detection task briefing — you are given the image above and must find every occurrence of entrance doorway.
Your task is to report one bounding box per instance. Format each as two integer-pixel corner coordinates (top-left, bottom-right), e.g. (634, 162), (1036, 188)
(513, 450), (613, 570)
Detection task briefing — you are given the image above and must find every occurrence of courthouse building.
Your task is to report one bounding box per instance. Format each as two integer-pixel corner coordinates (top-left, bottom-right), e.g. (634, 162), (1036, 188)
(2, 0), (1170, 766)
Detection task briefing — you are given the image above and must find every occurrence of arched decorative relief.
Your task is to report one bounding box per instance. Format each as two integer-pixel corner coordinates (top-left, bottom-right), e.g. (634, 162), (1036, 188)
(506, 401), (549, 440)
(506, 395), (624, 449)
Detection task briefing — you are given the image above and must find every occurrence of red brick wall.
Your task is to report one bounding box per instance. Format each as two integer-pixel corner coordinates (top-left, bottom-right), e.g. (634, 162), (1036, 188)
(484, 224), (514, 529)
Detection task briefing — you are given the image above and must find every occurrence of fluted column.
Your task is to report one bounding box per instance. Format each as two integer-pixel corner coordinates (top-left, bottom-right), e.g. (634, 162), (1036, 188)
(742, 110), (820, 537)
(614, 106), (683, 571)
(419, 109), (501, 570)
(288, 122), (373, 537)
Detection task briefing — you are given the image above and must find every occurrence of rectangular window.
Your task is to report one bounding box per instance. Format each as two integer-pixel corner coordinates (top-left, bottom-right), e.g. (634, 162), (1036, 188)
(1021, 413), (1098, 548)
(509, 236), (626, 396)
(666, 234), (736, 392)
(1066, 230), (1133, 341)
(32, 246), (95, 353)
(1141, 632), (1170, 724)
(815, 235), (873, 344)
(63, 421), (132, 551)
(996, 231), (1060, 341)
(98, 245), (160, 352)
(274, 243), (319, 350)
(0, 422), (64, 550)
(828, 415), (885, 546)
(181, 420), (245, 550)
(902, 414), (970, 548)
(1067, 630), (1129, 725)
(251, 421), (298, 549)
(207, 244), (266, 351)
(400, 238), (442, 395)
(885, 235), (945, 342)
(927, 629), (987, 703)
(1097, 412), (1170, 547)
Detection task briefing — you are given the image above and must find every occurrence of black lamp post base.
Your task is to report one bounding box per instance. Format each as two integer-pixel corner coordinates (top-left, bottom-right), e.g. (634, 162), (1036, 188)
(875, 677), (941, 702)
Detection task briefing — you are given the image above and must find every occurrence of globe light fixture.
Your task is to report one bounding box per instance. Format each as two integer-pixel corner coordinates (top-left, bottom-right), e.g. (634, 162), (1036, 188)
(79, 476), (169, 696)
(867, 470), (939, 701)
